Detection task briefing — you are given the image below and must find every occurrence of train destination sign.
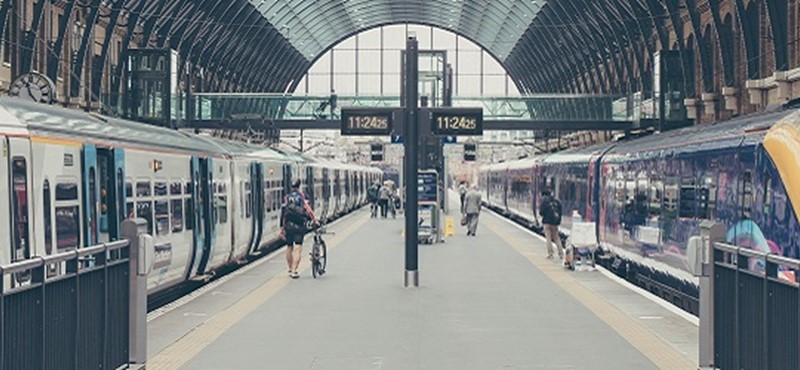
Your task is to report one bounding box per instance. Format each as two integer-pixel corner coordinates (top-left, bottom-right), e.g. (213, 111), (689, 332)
(341, 108), (393, 136)
(430, 108), (483, 136)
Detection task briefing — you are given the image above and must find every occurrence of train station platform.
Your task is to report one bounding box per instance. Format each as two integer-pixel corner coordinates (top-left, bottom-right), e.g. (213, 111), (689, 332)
(145, 201), (699, 370)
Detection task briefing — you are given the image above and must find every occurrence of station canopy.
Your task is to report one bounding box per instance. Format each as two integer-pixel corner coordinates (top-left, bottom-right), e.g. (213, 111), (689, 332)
(255, 0), (545, 61)
(155, 0), (650, 94)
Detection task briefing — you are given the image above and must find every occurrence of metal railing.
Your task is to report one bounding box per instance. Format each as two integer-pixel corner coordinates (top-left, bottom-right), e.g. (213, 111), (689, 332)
(0, 240), (130, 370)
(712, 242), (800, 370)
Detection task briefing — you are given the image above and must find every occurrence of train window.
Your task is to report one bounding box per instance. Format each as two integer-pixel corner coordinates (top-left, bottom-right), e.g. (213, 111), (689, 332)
(136, 181), (151, 197)
(649, 180), (663, 217)
(762, 172), (773, 215)
(184, 198), (194, 230)
(184, 182), (192, 195)
(170, 182), (182, 196)
(701, 175), (718, 220)
(43, 180), (53, 254)
(239, 182), (245, 218)
(741, 171), (753, 219)
(154, 182), (168, 197)
(154, 200), (169, 236)
(56, 205), (80, 251)
(679, 178), (697, 218)
(217, 195), (228, 224)
(136, 201), (153, 234)
(245, 181), (252, 218)
(88, 167), (97, 241)
(56, 182), (78, 200)
(663, 180), (679, 213)
(126, 181), (132, 198)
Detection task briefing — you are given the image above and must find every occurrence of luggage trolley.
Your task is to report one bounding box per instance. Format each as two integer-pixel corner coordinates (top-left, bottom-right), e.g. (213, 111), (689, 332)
(566, 221), (597, 271)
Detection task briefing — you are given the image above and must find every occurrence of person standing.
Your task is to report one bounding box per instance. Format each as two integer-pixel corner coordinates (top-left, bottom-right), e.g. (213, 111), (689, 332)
(281, 180), (317, 279)
(378, 183), (391, 218)
(538, 189), (564, 259)
(463, 184), (482, 236)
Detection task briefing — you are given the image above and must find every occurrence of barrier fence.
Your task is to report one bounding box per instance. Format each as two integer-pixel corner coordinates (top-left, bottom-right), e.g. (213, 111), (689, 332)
(713, 242), (800, 370)
(0, 240), (130, 370)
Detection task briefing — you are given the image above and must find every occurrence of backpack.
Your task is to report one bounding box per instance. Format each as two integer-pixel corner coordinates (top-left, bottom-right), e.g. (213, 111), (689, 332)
(545, 198), (562, 225)
(284, 191), (307, 225)
(368, 185), (379, 200)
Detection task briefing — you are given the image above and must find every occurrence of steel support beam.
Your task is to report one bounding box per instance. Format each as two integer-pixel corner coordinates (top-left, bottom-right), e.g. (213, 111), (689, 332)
(70, 0), (102, 99)
(188, 119), (635, 132)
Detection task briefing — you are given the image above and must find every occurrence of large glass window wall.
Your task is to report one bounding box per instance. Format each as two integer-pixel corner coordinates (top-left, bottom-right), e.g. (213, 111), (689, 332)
(294, 24), (520, 99)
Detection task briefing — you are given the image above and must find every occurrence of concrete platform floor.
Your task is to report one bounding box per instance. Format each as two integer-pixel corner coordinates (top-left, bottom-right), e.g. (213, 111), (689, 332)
(146, 205), (698, 370)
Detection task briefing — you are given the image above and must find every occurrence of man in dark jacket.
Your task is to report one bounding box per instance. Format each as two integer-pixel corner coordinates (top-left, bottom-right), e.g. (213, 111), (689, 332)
(367, 181), (380, 218)
(538, 189), (564, 259)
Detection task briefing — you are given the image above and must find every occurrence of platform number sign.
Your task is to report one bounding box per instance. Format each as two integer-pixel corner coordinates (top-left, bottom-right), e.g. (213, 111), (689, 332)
(371, 143), (384, 162)
(463, 143), (477, 162)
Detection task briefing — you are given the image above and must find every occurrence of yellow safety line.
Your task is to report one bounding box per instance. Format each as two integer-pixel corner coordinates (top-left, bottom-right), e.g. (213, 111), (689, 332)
(482, 215), (697, 370)
(147, 213), (370, 370)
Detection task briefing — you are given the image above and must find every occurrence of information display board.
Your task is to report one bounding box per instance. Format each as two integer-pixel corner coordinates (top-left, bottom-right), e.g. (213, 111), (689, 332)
(430, 108), (483, 136)
(340, 108), (393, 136)
(418, 170), (438, 203)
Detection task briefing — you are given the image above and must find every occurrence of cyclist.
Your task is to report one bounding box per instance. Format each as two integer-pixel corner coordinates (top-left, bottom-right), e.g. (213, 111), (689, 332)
(281, 179), (317, 279)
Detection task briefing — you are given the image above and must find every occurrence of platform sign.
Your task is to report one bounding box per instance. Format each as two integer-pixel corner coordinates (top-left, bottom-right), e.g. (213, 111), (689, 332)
(370, 143), (384, 162)
(430, 108), (483, 136)
(341, 108), (393, 136)
(418, 171), (438, 203)
(463, 143), (477, 161)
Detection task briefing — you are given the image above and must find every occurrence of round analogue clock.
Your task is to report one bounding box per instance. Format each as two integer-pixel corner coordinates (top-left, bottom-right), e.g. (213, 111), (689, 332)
(8, 72), (57, 104)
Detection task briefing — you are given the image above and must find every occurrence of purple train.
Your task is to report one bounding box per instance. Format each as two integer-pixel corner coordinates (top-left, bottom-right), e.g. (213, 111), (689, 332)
(480, 105), (800, 314)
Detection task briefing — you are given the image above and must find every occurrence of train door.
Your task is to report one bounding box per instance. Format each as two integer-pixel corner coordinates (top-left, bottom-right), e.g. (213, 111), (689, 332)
(187, 156), (211, 279)
(305, 166), (315, 209)
(249, 163), (264, 253)
(283, 163), (292, 194)
(196, 157), (215, 274)
(322, 168), (330, 216)
(6, 137), (33, 282)
(96, 147), (126, 242)
(82, 144), (100, 246)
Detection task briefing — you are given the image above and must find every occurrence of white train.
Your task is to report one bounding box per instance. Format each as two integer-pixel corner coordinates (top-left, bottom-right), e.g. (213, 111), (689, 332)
(0, 98), (381, 294)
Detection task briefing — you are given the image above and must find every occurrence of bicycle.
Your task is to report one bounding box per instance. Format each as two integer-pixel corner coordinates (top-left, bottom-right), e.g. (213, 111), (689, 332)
(310, 223), (332, 278)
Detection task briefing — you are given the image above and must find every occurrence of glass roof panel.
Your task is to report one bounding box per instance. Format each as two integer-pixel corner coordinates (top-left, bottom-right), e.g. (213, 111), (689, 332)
(251, 0), (547, 60)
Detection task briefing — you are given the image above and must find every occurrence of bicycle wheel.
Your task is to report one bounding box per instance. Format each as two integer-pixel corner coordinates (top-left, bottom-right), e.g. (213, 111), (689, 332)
(311, 245), (320, 279)
(318, 242), (327, 275)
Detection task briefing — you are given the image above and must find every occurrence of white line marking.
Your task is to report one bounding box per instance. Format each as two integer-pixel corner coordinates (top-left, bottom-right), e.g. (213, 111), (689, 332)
(484, 207), (700, 327)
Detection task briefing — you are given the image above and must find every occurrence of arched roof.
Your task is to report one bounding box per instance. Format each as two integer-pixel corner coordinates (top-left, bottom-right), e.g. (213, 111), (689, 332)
(254, 0), (544, 61)
(32, 0), (791, 101)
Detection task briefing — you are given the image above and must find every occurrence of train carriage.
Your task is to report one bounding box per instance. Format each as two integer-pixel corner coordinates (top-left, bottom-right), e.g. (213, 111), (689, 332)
(481, 105), (800, 313)
(0, 97), (380, 295)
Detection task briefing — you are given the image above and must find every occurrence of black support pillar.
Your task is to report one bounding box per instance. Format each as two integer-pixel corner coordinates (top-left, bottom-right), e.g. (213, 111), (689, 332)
(404, 36), (419, 287)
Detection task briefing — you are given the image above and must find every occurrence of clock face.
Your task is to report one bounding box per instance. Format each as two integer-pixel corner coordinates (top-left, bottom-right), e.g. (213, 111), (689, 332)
(9, 72), (56, 104)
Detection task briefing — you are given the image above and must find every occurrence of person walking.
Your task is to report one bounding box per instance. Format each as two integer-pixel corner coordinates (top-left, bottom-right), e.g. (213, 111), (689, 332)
(538, 189), (564, 260)
(367, 181), (380, 218)
(458, 181), (468, 214)
(378, 183), (391, 218)
(280, 179), (317, 279)
(463, 184), (482, 236)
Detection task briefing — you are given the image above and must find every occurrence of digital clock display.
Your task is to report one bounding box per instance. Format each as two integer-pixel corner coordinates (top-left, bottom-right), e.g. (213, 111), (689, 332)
(430, 108), (483, 136)
(341, 109), (393, 136)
